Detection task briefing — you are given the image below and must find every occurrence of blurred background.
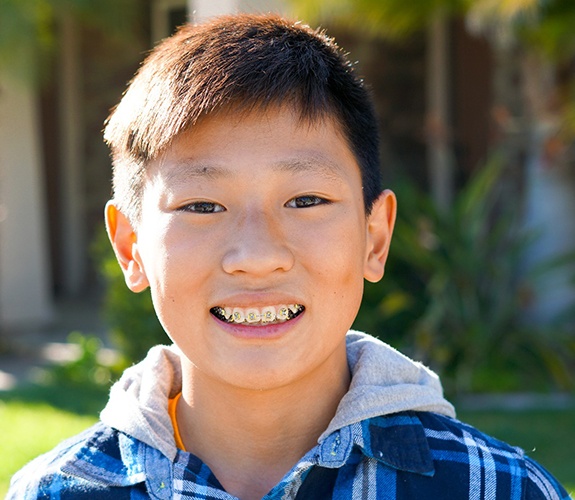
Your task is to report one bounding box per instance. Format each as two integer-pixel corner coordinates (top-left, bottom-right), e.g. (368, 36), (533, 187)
(0, 0), (574, 492)
(2, 0), (574, 392)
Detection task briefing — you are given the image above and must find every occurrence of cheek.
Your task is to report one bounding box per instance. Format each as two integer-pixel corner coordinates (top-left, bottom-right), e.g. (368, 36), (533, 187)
(139, 226), (214, 308)
(297, 217), (367, 278)
(297, 218), (367, 318)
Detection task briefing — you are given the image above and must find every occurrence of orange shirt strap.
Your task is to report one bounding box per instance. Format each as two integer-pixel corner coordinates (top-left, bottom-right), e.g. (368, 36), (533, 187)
(168, 392), (187, 451)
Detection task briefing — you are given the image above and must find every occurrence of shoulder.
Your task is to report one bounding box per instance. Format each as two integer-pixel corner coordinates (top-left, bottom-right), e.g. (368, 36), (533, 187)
(415, 411), (570, 499)
(7, 422), (145, 499)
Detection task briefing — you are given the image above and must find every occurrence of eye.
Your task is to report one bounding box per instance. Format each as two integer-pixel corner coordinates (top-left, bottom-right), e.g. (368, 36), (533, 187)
(285, 195), (330, 209)
(179, 201), (226, 214)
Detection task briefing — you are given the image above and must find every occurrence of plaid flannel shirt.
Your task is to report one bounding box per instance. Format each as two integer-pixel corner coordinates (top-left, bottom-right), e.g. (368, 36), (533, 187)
(8, 410), (570, 499)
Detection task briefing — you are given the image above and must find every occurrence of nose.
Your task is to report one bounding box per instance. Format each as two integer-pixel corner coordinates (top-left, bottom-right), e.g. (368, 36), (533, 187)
(221, 209), (295, 276)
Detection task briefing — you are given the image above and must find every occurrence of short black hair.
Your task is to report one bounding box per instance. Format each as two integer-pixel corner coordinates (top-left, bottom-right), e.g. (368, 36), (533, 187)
(104, 13), (382, 224)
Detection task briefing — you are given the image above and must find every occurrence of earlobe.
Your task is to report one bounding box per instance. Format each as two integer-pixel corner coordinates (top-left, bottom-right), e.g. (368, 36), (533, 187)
(364, 190), (397, 283)
(105, 201), (150, 293)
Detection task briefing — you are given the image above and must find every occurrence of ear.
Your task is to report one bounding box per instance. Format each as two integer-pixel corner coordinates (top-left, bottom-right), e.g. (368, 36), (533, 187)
(105, 201), (150, 293)
(363, 189), (397, 283)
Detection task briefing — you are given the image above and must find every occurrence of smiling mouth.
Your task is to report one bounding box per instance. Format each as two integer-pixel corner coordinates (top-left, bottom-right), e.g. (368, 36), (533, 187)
(210, 304), (305, 325)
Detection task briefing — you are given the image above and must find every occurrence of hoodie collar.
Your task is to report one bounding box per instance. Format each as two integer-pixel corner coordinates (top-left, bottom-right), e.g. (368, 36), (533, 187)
(101, 344), (183, 461)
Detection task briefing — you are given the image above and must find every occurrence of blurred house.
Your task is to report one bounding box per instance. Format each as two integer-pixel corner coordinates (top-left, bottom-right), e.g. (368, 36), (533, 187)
(0, 0), (573, 334)
(0, 0), (285, 333)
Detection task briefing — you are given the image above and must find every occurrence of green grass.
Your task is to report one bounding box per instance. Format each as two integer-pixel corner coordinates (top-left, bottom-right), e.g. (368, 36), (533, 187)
(0, 400), (98, 496)
(1, 384), (574, 497)
(459, 408), (575, 495)
(0, 380), (108, 497)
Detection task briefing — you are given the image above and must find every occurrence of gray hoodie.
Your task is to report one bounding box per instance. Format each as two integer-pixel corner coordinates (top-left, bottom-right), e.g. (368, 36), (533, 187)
(100, 330), (455, 461)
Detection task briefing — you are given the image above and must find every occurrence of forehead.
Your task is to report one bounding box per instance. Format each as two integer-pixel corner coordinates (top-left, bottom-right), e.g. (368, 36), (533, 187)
(147, 106), (360, 185)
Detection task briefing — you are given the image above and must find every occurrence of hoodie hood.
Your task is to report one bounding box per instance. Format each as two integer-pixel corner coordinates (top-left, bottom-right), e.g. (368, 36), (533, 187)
(319, 331), (454, 442)
(101, 345), (183, 461)
(101, 331), (454, 461)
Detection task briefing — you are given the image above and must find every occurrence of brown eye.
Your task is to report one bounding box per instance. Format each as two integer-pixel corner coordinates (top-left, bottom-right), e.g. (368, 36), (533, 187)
(180, 201), (225, 213)
(286, 195), (329, 208)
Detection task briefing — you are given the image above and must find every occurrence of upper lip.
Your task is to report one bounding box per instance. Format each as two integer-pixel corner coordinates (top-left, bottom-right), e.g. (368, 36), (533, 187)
(210, 292), (305, 309)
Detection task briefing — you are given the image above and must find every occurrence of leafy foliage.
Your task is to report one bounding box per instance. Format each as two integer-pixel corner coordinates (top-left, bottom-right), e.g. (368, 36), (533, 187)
(0, 0), (54, 82)
(288, 0), (560, 41)
(354, 156), (575, 395)
(46, 331), (116, 387)
(518, 0), (575, 60)
(0, 0), (142, 83)
(289, 0), (571, 52)
(289, 0), (467, 38)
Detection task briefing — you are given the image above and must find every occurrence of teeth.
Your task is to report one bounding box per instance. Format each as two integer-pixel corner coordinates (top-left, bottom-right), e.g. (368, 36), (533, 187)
(288, 304), (300, 314)
(232, 309), (245, 323)
(277, 307), (289, 321)
(261, 306), (276, 323)
(246, 308), (260, 323)
(211, 304), (304, 325)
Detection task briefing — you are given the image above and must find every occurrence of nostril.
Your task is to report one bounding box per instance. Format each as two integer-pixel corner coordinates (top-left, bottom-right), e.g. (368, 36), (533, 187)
(220, 241), (295, 276)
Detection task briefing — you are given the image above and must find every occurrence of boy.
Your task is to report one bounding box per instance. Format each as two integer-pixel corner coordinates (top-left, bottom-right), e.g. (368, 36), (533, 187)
(9, 13), (570, 499)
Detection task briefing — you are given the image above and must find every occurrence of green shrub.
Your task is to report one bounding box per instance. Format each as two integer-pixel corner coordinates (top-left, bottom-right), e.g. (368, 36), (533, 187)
(354, 156), (575, 395)
(47, 331), (115, 387)
(92, 230), (169, 365)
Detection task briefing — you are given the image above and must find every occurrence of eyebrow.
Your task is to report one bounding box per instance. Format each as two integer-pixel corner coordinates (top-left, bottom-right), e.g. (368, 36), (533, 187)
(163, 162), (230, 184)
(273, 157), (345, 181)
(163, 155), (346, 185)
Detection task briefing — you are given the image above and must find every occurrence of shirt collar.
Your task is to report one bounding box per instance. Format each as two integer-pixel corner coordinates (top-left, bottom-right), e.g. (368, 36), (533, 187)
(317, 411), (435, 476)
(63, 428), (176, 498)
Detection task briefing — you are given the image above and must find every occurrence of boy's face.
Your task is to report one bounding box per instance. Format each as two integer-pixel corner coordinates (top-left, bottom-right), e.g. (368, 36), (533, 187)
(107, 106), (396, 391)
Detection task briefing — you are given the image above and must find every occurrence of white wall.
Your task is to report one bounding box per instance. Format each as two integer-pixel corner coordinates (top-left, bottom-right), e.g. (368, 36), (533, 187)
(190, 0), (285, 21)
(0, 76), (53, 328)
(522, 125), (575, 324)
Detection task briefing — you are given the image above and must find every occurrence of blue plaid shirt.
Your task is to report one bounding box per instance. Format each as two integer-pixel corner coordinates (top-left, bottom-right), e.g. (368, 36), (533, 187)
(8, 410), (570, 499)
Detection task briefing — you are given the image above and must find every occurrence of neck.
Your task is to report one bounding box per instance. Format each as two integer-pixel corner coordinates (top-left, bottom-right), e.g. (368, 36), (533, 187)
(176, 349), (350, 500)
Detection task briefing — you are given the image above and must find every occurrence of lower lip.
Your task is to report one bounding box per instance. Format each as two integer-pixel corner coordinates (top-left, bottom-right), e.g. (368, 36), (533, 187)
(212, 312), (304, 340)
